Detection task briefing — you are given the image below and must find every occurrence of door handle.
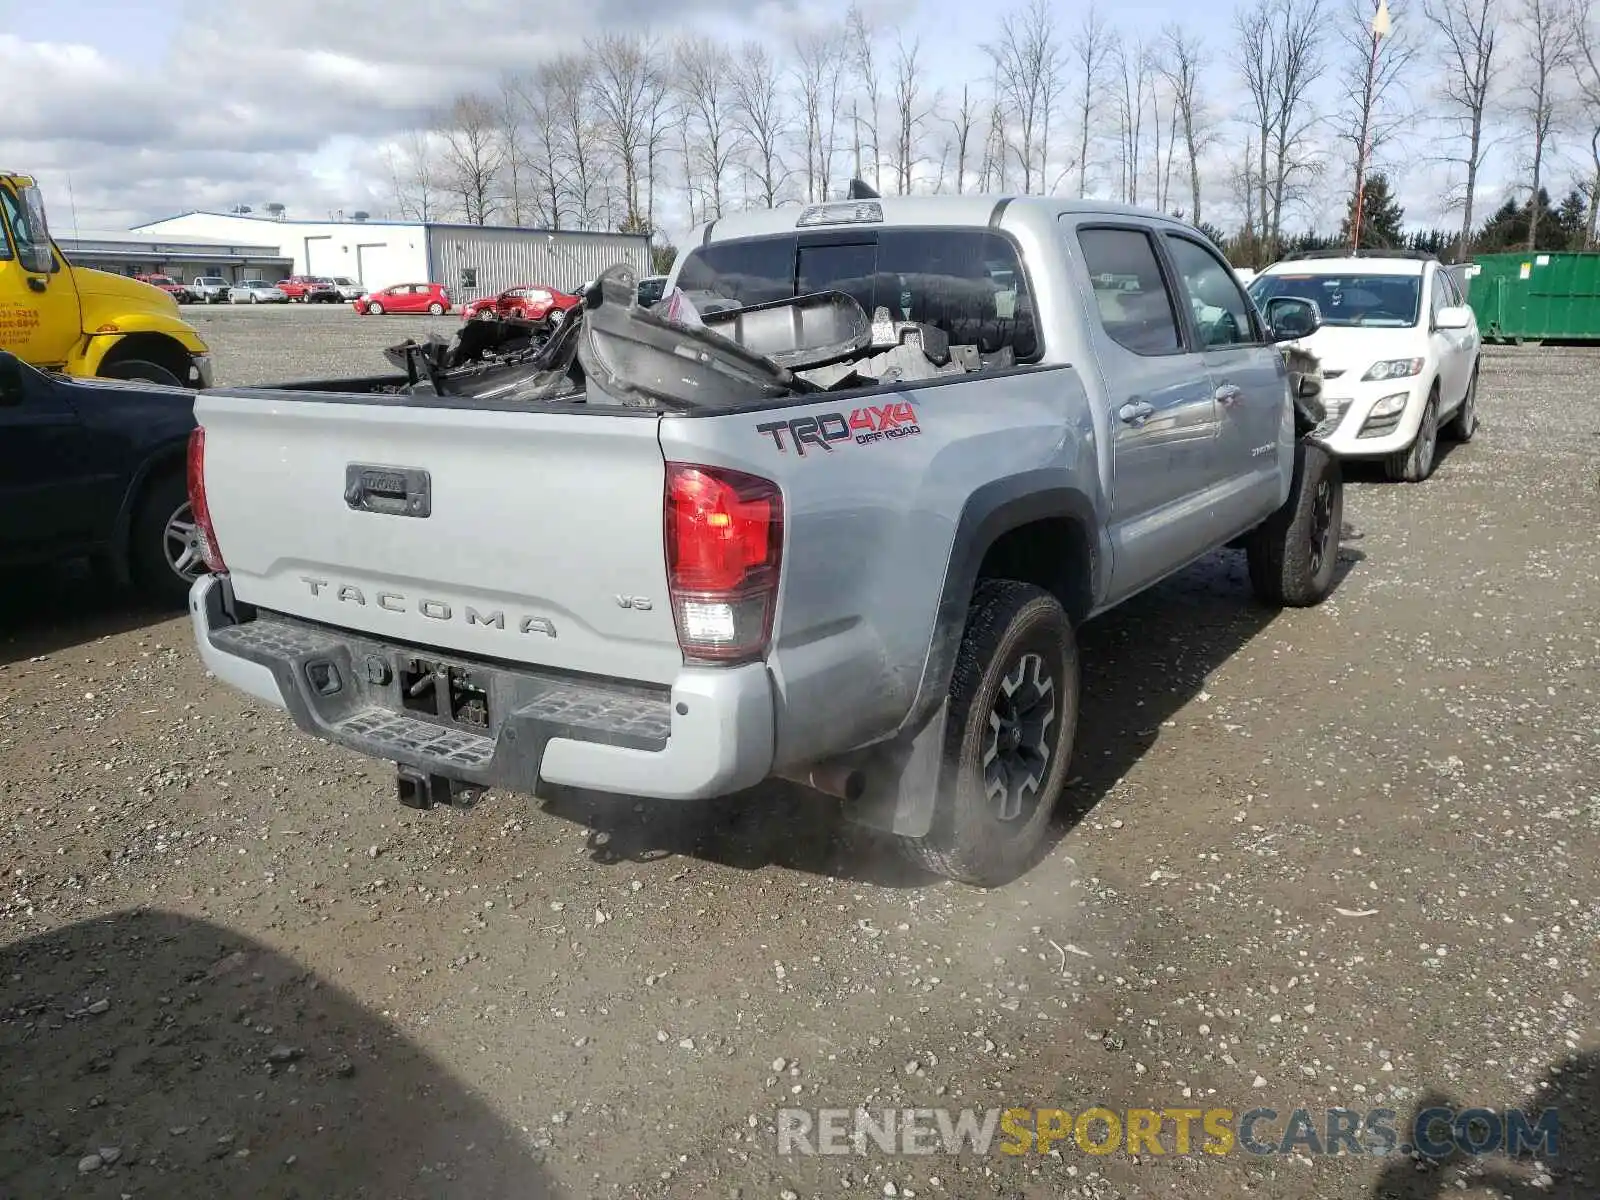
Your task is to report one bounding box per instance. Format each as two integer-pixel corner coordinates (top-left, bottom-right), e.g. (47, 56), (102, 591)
(1118, 401), (1155, 425)
(1214, 383), (1242, 406)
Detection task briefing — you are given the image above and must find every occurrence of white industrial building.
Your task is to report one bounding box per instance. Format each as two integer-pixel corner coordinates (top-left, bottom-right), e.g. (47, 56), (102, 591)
(129, 212), (654, 303)
(56, 229), (292, 281)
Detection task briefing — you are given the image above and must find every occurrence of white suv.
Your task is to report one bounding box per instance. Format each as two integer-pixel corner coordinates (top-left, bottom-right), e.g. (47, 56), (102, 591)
(1248, 253), (1480, 482)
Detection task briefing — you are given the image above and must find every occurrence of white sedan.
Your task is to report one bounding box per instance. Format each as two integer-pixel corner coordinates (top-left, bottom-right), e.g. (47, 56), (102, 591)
(229, 280), (290, 304)
(1248, 254), (1480, 483)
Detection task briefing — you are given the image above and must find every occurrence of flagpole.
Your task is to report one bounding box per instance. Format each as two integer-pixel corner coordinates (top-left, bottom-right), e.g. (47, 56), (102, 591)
(1352, 0), (1390, 251)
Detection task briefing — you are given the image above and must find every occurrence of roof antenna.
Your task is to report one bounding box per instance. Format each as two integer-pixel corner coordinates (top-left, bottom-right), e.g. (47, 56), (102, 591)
(847, 178), (880, 200)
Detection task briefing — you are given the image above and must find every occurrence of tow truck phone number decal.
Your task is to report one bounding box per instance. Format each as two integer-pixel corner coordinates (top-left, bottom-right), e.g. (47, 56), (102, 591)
(756, 402), (921, 456)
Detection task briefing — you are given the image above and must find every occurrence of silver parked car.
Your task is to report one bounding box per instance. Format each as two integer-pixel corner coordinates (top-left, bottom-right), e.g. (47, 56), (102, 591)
(329, 276), (365, 301)
(230, 280), (289, 304)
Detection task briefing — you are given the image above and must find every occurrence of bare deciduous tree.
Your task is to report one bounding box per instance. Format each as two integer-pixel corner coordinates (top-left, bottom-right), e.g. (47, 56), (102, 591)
(1070, 5), (1116, 197)
(947, 84), (983, 193)
(385, 128), (440, 221)
(891, 35), (936, 193)
(1116, 39), (1156, 204)
(438, 94), (505, 225)
(676, 37), (742, 219)
(793, 31), (847, 201)
(846, 4), (884, 187)
(588, 32), (664, 231)
(1516, 0), (1577, 248)
(1336, 0), (1418, 248)
(729, 42), (791, 207)
(980, 83), (1009, 190)
(547, 56), (598, 227)
(1235, 0), (1327, 254)
(1572, 0), (1600, 243)
(985, 0), (1065, 192)
(496, 79), (530, 226)
(1426, 0), (1500, 255)
(1158, 24), (1213, 224)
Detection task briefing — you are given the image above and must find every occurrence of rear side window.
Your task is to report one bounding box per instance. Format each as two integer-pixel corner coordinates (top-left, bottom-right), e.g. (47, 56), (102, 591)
(1076, 227), (1181, 355)
(676, 228), (1039, 360)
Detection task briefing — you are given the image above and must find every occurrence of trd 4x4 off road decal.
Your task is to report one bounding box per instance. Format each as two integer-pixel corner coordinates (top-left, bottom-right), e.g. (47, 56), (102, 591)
(756, 402), (922, 456)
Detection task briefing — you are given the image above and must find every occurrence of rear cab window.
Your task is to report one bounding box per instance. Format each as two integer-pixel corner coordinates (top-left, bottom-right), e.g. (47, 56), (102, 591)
(676, 227), (1040, 361)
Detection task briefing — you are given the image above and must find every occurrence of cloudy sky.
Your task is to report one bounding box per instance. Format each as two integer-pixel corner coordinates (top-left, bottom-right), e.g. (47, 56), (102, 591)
(0, 0), (1558, 244)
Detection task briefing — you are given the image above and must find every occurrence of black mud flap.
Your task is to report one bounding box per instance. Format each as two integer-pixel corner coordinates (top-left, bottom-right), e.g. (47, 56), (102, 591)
(844, 702), (952, 839)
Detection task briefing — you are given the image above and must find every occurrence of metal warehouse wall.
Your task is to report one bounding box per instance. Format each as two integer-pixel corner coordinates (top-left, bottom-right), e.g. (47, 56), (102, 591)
(426, 227), (653, 303)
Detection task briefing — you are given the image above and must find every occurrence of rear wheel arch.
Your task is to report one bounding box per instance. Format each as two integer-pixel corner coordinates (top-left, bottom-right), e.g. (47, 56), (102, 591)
(109, 442), (189, 584)
(902, 475), (1102, 734)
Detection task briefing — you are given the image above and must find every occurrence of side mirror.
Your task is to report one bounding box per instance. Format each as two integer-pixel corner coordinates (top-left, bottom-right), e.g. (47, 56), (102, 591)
(1434, 304), (1472, 330)
(0, 351), (25, 405)
(1264, 296), (1322, 342)
(19, 243), (54, 275)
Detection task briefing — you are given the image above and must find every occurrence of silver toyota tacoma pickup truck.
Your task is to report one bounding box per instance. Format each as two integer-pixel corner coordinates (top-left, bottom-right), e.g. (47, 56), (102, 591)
(187, 194), (1338, 885)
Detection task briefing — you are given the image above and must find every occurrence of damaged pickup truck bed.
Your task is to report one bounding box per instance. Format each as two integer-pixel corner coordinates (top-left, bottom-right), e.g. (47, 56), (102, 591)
(189, 194), (1340, 887)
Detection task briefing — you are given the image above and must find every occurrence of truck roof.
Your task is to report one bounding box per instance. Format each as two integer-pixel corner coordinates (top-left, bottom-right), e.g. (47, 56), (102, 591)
(693, 195), (1196, 245)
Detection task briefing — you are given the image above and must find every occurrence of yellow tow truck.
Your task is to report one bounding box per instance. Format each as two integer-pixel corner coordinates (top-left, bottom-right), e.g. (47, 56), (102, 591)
(0, 172), (212, 387)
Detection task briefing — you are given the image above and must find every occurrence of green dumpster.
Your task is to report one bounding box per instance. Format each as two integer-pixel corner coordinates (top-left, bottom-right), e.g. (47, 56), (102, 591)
(1467, 251), (1600, 344)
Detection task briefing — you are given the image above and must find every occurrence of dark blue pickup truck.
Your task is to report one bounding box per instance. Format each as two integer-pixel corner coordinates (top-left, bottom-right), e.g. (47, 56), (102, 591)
(0, 349), (199, 606)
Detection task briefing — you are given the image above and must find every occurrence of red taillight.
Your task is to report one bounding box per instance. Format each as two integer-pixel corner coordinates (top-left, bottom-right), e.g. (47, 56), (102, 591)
(664, 464), (783, 663)
(186, 427), (227, 573)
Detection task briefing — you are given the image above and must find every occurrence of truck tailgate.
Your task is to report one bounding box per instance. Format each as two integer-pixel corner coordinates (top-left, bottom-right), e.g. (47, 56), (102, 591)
(194, 391), (683, 686)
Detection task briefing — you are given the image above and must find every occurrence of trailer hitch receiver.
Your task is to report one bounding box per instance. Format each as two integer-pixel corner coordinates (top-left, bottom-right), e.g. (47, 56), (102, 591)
(396, 766), (484, 810)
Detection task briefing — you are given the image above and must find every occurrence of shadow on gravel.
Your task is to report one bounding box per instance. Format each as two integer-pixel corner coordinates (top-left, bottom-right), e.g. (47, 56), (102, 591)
(0, 909), (559, 1200)
(542, 545), (1361, 889)
(1369, 1053), (1596, 1199)
(0, 561), (181, 667)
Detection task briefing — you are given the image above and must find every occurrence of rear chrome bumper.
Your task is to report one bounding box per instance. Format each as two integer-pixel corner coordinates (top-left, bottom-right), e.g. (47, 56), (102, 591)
(189, 574), (774, 801)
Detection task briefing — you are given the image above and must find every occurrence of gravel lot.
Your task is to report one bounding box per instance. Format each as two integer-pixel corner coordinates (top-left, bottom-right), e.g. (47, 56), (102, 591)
(2, 317), (1597, 1199)
(188, 303), (465, 387)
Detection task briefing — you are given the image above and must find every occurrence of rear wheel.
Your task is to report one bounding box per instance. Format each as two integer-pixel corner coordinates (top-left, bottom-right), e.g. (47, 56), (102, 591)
(896, 580), (1079, 887)
(428, 301), (446, 315)
(1386, 388), (1439, 482)
(1444, 365), (1478, 441)
(130, 471), (203, 608)
(99, 358), (184, 388)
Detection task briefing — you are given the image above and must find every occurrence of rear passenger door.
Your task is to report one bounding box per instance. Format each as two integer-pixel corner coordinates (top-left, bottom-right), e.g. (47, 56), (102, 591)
(1159, 231), (1288, 538)
(1068, 222), (1222, 602)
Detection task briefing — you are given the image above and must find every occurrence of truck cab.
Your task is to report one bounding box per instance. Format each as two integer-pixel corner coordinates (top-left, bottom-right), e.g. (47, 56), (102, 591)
(0, 173), (212, 388)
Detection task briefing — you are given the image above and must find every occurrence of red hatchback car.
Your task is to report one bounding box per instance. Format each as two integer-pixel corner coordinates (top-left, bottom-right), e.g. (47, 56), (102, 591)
(353, 283), (452, 316)
(460, 284), (581, 328)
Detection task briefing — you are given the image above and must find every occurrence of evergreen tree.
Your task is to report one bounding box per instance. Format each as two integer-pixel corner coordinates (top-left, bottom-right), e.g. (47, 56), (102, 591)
(1475, 189), (1581, 253)
(1339, 174), (1406, 249)
(1553, 190), (1588, 250)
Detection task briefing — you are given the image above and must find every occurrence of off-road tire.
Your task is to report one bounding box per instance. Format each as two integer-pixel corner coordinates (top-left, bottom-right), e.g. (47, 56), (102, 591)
(1444, 365), (1478, 442)
(129, 471), (198, 608)
(99, 359), (184, 387)
(896, 580), (1079, 887)
(1246, 441), (1343, 608)
(1385, 386), (1439, 482)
